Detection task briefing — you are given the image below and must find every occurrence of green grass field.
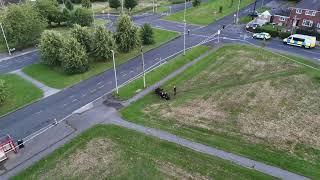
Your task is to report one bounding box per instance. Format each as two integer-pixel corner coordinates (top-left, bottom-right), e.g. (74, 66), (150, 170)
(163, 0), (254, 25)
(0, 74), (43, 116)
(115, 45), (210, 100)
(23, 29), (179, 89)
(12, 125), (274, 179)
(120, 45), (320, 179)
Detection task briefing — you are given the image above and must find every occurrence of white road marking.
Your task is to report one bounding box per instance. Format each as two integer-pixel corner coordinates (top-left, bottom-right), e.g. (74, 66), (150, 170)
(122, 73), (127, 77)
(97, 81), (103, 85)
(72, 99), (78, 102)
(62, 103), (68, 107)
(90, 89), (96, 93)
(81, 93), (87, 97)
(98, 85), (105, 89)
(35, 110), (42, 115)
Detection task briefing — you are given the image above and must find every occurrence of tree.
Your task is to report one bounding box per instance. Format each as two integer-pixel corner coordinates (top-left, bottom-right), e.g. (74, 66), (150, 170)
(71, 24), (93, 52)
(61, 37), (89, 74)
(92, 26), (116, 61)
(192, 0), (201, 7)
(65, 0), (74, 10)
(81, 0), (92, 8)
(124, 0), (137, 12)
(2, 4), (47, 47)
(35, 0), (61, 25)
(39, 30), (65, 66)
(140, 23), (154, 45)
(115, 14), (139, 52)
(0, 79), (7, 105)
(219, 6), (223, 13)
(109, 0), (120, 9)
(61, 8), (71, 25)
(70, 7), (93, 26)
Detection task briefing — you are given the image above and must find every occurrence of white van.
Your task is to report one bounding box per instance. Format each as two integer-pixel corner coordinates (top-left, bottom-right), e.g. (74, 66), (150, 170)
(283, 34), (316, 48)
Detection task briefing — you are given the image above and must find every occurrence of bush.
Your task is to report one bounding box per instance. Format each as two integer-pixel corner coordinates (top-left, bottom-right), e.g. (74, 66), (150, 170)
(61, 37), (89, 74)
(66, 0), (74, 10)
(109, 0), (121, 9)
(296, 28), (320, 40)
(2, 4), (47, 48)
(192, 0), (201, 7)
(70, 7), (93, 26)
(140, 23), (154, 45)
(0, 79), (8, 105)
(70, 24), (93, 52)
(115, 14), (139, 52)
(124, 0), (137, 11)
(39, 30), (65, 66)
(35, 0), (61, 25)
(81, 0), (92, 8)
(61, 8), (71, 25)
(92, 26), (116, 61)
(278, 31), (291, 39)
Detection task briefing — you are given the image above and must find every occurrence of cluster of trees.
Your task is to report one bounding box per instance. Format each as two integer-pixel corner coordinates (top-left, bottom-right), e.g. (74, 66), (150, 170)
(0, 79), (7, 105)
(1, 0), (93, 49)
(109, 0), (138, 12)
(192, 0), (201, 7)
(39, 14), (154, 74)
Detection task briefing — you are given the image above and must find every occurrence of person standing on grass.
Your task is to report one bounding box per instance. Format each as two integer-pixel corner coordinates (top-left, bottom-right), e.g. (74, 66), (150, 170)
(173, 85), (177, 96)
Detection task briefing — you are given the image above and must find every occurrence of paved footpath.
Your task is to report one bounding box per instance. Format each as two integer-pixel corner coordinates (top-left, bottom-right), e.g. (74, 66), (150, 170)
(1, 47), (309, 180)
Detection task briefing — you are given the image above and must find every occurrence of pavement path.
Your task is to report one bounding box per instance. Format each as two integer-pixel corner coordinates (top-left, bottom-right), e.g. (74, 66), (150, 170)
(11, 70), (60, 97)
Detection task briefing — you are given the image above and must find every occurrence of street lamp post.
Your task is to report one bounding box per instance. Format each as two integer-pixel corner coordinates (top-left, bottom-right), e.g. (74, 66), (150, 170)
(121, 0), (124, 13)
(141, 47), (146, 88)
(236, 0), (240, 24)
(0, 23), (11, 56)
(111, 50), (118, 94)
(183, 0), (187, 55)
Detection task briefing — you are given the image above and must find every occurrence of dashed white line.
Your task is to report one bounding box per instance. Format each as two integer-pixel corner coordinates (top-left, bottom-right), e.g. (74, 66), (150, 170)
(90, 89), (96, 93)
(98, 85), (105, 89)
(72, 99), (78, 102)
(97, 81), (103, 85)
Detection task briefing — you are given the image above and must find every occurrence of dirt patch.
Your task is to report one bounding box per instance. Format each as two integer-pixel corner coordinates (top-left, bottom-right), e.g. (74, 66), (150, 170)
(158, 161), (210, 180)
(38, 138), (119, 179)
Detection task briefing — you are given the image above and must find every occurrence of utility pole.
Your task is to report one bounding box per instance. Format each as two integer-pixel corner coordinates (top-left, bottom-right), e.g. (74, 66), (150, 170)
(183, 0), (187, 55)
(141, 47), (146, 88)
(91, 5), (96, 30)
(111, 50), (118, 94)
(0, 23), (11, 56)
(236, 0), (241, 24)
(121, 0), (124, 13)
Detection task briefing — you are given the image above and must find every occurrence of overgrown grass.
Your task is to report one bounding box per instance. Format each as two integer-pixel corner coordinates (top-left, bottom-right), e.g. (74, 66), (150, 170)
(12, 125), (274, 179)
(0, 74), (43, 116)
(115, 45), (210, 100)
(120, 45), (320, 179)
(239, 16), (252, 24)
(163, 0), (254, 25)
(23, 29), (179, 89)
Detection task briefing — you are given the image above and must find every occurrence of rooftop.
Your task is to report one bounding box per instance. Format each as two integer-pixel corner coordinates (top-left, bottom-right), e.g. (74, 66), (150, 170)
(295, 0), (320, 11)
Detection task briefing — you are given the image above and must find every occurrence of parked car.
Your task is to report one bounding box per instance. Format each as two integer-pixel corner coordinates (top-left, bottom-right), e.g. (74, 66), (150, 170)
(253, 32), (271, 40)
(246, 23), (260, 29)
(283, 34), (316, 49)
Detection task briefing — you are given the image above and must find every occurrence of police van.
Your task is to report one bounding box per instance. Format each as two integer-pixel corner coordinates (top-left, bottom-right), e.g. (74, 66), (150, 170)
(283, 34), (316, 49)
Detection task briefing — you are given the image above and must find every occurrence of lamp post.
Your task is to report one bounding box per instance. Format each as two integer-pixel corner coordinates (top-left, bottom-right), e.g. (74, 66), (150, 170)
(111, 50), (118, 94)
(236, 0), (240, 24)
(141, 46), (146, 88)
(91, 4), (96, 30)
(121, 0), (124, 13)
(183, 0), (187, 55)
(0, 23), (11, 56)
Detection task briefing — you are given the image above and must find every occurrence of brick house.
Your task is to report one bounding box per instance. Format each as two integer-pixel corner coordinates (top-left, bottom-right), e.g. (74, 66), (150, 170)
(271, 0), (320, 31)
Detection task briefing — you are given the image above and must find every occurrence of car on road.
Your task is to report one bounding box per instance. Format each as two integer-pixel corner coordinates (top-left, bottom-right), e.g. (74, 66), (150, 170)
(252, 32), (271, 40)
(283, 34), (316, 49)
(246, 23), (260, 30)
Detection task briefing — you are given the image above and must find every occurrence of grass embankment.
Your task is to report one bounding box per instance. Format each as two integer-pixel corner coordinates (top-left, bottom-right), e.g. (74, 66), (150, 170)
(163, 0), (254, 25)
(12, 125), (274, 179)
(22, 29), (179, 89)
(120, 45), (320, 179)
(0, 74), (43, 116)
(115, 45), (210, 100)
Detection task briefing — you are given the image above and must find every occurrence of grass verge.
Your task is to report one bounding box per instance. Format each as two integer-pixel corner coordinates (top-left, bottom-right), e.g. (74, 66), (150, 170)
(0, 74), (43, 116)
(22, 28), (179, 89)
(120, 45), (320, 179)
(115, 45), (210, 100)
(12, 125), (274, 179)
(163, 0), (254, 25)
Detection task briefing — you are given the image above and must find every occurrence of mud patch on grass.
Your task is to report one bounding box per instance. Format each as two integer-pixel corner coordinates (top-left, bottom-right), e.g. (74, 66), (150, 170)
(158, 161), (210, 180)
(38, 138), (119, 179)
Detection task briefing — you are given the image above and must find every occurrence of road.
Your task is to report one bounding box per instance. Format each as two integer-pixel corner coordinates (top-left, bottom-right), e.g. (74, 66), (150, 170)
(1, 0), (319, 141)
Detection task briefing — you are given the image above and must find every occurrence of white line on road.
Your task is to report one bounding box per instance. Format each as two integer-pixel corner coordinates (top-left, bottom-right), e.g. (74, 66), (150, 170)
(81, 93), (87, 97)
(72, 99), (78, 103)
(90, 89), (96, 93)
(98, 85), (105, 89)
(97, 81), (103, 85)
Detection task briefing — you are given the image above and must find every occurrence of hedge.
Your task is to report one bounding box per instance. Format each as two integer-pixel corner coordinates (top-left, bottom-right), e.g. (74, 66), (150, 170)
(247, 27), (290, 39)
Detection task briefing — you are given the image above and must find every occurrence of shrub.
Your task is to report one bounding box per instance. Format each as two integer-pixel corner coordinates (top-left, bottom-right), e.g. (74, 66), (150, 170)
(1, 4), (47, 48)
(219, 6), (223, 13)
(81, 0), (92, 8)
(39, 30), (65, 66)
(192, 0), (201, 7)
(70, 24), (93, 52)
(124, 0), (137, 11)
(70, 7), (93, 26)
(35, 0), (61, 25)
(140, 23), (154, 45)
(278, 31), (291, 39)
(0, 79), (8, 105)
(109, 0), (121, 9)
(115, 14), (139, 52)
(92, 26), (116, 61)
(66, 0), (74, 10)
(61, 37), (89, 74)
(61, 8), (71, 25)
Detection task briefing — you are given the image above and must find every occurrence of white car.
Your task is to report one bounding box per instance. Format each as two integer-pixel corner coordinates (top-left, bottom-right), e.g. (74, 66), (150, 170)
(252, 32), (271, 40)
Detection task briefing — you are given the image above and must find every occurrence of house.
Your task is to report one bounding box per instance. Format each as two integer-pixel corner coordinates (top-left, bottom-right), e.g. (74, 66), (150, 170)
(271, 0), (320, 30)
(256, 10), (272, 25)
